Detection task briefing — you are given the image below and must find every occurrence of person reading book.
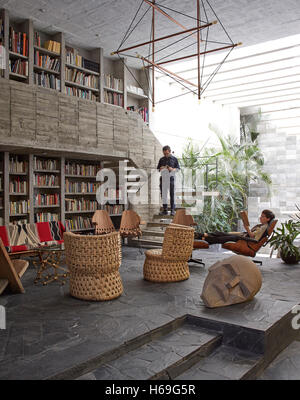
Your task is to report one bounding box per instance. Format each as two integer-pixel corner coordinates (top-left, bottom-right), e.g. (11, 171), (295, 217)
(195, 210), (275, 245)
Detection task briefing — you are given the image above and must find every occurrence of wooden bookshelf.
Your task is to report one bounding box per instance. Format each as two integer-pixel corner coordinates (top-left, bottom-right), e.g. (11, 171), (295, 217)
(34, 45), (60, 58)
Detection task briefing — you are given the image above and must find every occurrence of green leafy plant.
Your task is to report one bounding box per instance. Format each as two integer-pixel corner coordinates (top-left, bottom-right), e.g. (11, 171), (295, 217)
(269, 220), (300, 264)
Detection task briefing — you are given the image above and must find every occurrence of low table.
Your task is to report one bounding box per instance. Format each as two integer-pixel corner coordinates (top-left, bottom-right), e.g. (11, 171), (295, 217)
(33, 244), (68, 286)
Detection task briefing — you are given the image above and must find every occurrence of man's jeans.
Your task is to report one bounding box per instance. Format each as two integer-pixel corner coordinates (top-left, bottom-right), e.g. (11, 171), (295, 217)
(160, 169), (175, 210)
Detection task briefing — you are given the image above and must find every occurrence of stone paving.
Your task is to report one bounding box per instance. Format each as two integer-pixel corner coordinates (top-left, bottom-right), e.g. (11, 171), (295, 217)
(0, 247), (300, 380)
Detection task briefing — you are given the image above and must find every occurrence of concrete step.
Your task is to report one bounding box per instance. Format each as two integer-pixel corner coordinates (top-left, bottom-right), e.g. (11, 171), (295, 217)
(153, 214), (174, 220)
(175, 345), (263, 380)
(129, 238), (163, 248)
(141, 230), (165, 238)
(76, 322), (222, 380)
(147, 221), (171, 228)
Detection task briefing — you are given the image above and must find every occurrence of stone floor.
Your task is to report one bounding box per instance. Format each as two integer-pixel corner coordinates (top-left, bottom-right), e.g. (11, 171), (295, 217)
(0, 247), (300, 380)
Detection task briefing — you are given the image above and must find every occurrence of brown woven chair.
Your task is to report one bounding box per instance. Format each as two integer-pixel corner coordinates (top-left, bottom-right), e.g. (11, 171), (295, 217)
(172, 209), (208, 266)
(143, 224), (194, 283)
(119, 210), (145, 238)
(64, 231), (123, 301)
(222, 219), (278, 265)
(92, 210), (115, 234)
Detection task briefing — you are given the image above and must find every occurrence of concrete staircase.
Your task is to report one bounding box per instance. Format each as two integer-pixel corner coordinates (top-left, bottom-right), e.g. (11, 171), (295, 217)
(71, 317), (263, 381)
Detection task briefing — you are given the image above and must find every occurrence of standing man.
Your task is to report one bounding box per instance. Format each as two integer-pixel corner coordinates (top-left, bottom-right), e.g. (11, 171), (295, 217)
(157, 145), (180, 216)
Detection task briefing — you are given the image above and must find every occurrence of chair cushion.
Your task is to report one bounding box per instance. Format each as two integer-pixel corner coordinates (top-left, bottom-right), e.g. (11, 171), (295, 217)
(193, 240), (209, 249)
(222, 240), (256, 257)
(145, 249), (163, 258)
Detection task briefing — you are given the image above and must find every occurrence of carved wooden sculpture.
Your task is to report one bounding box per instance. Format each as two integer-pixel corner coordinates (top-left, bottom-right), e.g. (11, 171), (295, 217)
(201, 255), (262, 308)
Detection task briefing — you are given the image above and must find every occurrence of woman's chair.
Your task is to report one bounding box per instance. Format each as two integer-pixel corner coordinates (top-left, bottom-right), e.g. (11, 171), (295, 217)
(64, 231), (123, 301)
(222, 219), (278, 264)
(119, 210), (145, 238)
(143, 224), (194, 282)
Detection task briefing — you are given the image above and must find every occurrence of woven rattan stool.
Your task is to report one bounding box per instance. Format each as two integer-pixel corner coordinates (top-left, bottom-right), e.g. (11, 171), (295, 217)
(64, 231), (123, 301)
(143, 224), (194, 283)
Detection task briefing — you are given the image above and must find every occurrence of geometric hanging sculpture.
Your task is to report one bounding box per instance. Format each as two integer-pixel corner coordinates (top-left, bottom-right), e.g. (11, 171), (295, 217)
(112, 0), (241, 109)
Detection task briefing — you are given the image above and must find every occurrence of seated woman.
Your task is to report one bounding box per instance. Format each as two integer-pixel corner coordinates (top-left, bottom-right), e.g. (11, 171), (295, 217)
(196, 210), (275, 245)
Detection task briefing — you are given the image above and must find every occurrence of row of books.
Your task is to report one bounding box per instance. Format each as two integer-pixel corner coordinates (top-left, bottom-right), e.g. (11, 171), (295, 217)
(9, 27), (28, 56)
(0, 176), (2, 191)
(104, 74), (123, 91)
(104, 188), (122, 200)
(10, 200), (29, 215)
(9, 180), (27, 194)
(127, 106), (149, 123)
(34, 52), (60, 71)
(66, 47), (99, 73)
(9, 158), (27, 173)
(65, 199), (98, 212)
(65, 216), (94, 231)
(65, 181), (98, 194)
(34, 174), (60, 187)
(34, 72), (61, 90)
(103, 204), (124, 215)
(65, 67), (99, 88)
(64, 86), (98, 101)
(9, 59), (28, 76)
(34, 193), (60, 206)
(65, 162), (101, 176)
(35, 213), (59, 223)
(34, 157), (59, 171)
(104, 91), (124, 107)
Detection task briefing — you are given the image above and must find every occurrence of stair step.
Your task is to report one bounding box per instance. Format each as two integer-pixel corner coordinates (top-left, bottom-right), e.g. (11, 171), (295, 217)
(175, 345), (262, 380)
(129, 238), (163, 248)
(147, 221), (171, 228)
(153, 214), (174, 220)
(76, 323), (222, 380)
(141, 230), (165, 238)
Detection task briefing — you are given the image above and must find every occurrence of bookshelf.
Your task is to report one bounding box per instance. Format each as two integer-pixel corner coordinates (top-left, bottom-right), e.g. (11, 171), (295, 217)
(8, 154), (29, 225)
(103, 57), (125, 108)
(125, 63), (149, 124)
(32, 156), (61, 223)
(64, 159), (102, 233)
(0, 10), (150, 114)
(8, 18), (31, 83)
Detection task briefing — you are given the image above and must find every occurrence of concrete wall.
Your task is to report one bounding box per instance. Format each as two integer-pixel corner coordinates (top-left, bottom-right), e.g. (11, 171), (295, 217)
(0, 78), (162, 221)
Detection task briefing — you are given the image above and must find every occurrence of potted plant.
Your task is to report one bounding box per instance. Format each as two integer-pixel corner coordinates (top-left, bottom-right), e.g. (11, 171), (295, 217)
(269, 220), (300, 264)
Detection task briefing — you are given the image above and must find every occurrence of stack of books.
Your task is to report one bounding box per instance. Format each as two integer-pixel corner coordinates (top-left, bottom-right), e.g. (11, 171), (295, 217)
(44, 40), (60, 54)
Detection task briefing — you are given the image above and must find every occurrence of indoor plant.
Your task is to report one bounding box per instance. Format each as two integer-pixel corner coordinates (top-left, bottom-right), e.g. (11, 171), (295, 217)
(269, 220), (300, 264)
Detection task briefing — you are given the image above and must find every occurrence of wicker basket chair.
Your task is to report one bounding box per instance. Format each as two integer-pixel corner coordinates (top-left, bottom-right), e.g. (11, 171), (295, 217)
(119, 210), (143, 238)
(143, 224), (194, 283)
(64, 231), (123, 301)
(92, 210), (115, 234)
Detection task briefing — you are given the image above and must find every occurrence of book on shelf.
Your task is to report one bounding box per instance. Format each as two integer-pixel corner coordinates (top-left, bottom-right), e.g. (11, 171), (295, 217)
(34, 71), (61, 90)
(35, 213), (59, 223)
(34, 193), (60, 206)
(65, 180), (97, 194)
(34, 51), (61, 72)
(65, 162), (101, 176)
(34, 174), (59, 187)
(0, 176), (2, 191)
(104, 204), (124, 215)
(9, 58), (28, 76)
(65, 216), (94, 231)
(64, 86), (97, 101)
(65, 67), (99, 89)
(10, 200), (29, 215)
(9, 27), (28, 56)
(104, 74), (123, 91)
(9, 157), (27, 173)
(34, 157), (59, 171)
(34, 32), (41, 47)
(44, 40), (61, 54)
(66, 47), (99, 73)
(127, 106), (149, 123)
(9, 178), (27, 194)
(65, 198), (97, 212)
(104, 91), (124, 107)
